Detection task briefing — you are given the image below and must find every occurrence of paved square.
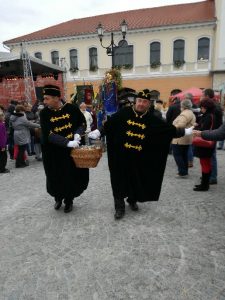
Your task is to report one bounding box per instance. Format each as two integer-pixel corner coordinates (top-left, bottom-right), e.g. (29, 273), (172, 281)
(1, 152), (225, 300)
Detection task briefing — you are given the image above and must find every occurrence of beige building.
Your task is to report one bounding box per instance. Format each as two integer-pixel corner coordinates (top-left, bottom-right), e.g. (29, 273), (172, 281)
(211, 0), (225, 102)
(3, 0), (225, 103)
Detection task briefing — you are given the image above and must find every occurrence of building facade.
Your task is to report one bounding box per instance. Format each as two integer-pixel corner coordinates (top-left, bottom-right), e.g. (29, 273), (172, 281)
(3, 0), (225, 103)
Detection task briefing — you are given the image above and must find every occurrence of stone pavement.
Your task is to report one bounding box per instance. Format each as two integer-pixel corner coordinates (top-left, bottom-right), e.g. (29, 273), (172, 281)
(0, 151), (225, 300)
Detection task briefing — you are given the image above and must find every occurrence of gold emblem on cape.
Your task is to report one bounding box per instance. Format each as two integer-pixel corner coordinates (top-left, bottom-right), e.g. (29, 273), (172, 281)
(50, 113), (70, 123)
(127, 119), (146, 130)
(126, 130), (145, 140)
(124, 142), (142, 151)
(54, 122), (72, 133)
(66, 133), (73, 139)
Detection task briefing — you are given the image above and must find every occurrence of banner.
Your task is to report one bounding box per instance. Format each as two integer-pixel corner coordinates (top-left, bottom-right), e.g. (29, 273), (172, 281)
(102, 82), (118, 116)
(76, 85), (93, 105)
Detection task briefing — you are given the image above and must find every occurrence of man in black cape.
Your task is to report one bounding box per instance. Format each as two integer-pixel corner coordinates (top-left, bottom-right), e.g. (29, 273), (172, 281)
(40, 85), (89, 213)
(104, 89), (191, 219)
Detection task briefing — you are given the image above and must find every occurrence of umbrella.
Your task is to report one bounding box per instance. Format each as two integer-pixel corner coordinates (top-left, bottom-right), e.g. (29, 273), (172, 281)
(170, 87), (203, 104)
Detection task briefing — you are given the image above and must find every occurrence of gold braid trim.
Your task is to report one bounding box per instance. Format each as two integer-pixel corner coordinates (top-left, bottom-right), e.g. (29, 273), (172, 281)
(126, 130), (145, 140)
(132, 107), (148, 119)
(66, 133), (73, 139)
(127, 119), (146, 129)
(54, 122), (72, 133)
(124, 142), (142, 151)
(50, 114), (70, 123)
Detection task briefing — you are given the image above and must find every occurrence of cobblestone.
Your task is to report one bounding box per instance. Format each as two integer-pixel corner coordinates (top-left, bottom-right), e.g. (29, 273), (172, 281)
(0, 151), (225, 300)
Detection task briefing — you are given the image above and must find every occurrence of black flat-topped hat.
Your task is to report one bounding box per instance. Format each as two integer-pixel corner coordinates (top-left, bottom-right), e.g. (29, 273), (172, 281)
(43, 85), (61, 97)
(136, 89), (151, 101)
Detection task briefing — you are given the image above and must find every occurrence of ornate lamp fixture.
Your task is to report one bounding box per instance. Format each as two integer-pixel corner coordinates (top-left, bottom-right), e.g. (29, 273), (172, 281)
(97, 20), (128, 68)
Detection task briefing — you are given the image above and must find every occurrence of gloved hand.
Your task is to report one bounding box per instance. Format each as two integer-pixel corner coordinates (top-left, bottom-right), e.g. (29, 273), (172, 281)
(74, 133), (81, 141)
(67, 140), (80, 148)
(88, 132), (98, 139)
(185, 126), (194, 136)
(88, 129), (101, 140)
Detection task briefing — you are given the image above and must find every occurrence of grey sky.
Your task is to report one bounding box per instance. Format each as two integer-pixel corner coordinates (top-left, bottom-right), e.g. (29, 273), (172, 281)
(0, 0), (202, 51)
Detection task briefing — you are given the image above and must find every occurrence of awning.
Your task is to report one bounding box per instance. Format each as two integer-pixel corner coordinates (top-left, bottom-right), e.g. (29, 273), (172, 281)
(0, 52), (64, 77)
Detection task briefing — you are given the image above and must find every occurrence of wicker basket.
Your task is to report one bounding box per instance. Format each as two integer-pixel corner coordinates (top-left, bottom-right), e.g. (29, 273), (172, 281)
(71, 146), (102, 168)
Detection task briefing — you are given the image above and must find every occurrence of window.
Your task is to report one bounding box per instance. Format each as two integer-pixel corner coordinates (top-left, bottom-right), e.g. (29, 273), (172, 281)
(34, 52), (42, 60)
(173, 39), (185, 63)
(198, 38), (210, 60)
(150, 42), (161, 66)
(114, 40), (133, 69)
(51, 51), (59, 65)
(69, 49), (78, 70)
(89, 47), (98, 71)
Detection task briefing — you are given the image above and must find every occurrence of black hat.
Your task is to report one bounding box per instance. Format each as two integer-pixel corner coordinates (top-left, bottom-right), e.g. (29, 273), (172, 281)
(156, 99), (163, 104)
(136, 89), (151, 101)
(117, 87), (137, 101)
(43, 85), (61, 97)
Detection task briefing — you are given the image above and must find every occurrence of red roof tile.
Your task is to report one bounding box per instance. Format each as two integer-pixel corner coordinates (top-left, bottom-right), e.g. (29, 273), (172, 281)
(4, 1), (215, 44)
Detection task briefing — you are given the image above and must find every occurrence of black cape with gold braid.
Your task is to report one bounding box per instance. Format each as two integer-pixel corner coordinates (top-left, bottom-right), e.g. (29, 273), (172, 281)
(40, 103), (89, 199)
(104, 106), (181, 202)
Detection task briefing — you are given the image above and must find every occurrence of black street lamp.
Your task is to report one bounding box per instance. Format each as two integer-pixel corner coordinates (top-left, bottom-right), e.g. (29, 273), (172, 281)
(97, 20), (128, 68)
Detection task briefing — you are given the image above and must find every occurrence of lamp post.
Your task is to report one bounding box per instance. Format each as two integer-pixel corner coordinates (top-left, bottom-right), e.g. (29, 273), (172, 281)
(97, 20), (128, 68)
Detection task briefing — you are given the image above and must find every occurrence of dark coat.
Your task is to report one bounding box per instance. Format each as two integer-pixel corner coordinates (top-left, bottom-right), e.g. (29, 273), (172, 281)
(194, 112), (216, 158)
(214, 102), (223, 129)
(202, 122), (225, 141)
(0, 122), (7, 149)
(166, 100), (181, 124)
(104, 106), (181, 202)
(40, 103), (89, 199)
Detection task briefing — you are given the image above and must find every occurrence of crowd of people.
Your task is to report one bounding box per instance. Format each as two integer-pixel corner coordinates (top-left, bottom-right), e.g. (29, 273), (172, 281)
(0, 100), (43, 172)
(0, 86), (225, 219)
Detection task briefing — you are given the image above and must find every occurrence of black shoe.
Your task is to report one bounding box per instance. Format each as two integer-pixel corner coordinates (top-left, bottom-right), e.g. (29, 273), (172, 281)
(194, 184), (201, 188)
(16, 164), (27, 168)
(54, 200), (62, 210)
(209, 179), (217, 185)
(64, 203), (73, 213)
(114, 210), (125, 220)
(0, 169), (10, 173)
(128, 202), (139, 211)
(127, 198), (139, 211)
(193, 185), (209, 191)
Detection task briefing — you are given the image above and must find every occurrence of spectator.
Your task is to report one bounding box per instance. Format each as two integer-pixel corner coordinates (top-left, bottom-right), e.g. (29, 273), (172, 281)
(203, 88), (223, 184)
(166, 97), (181, 124)
(172, 99), (196, 178)
(80, 102), (93, 145)
(0, 111), (10, 173)
(10, 105), (40, 168)
(193, 98), (216, 191)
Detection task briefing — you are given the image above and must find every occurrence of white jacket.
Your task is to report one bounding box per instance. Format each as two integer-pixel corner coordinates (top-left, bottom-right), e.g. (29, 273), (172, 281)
(82, 110), (93, 133)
